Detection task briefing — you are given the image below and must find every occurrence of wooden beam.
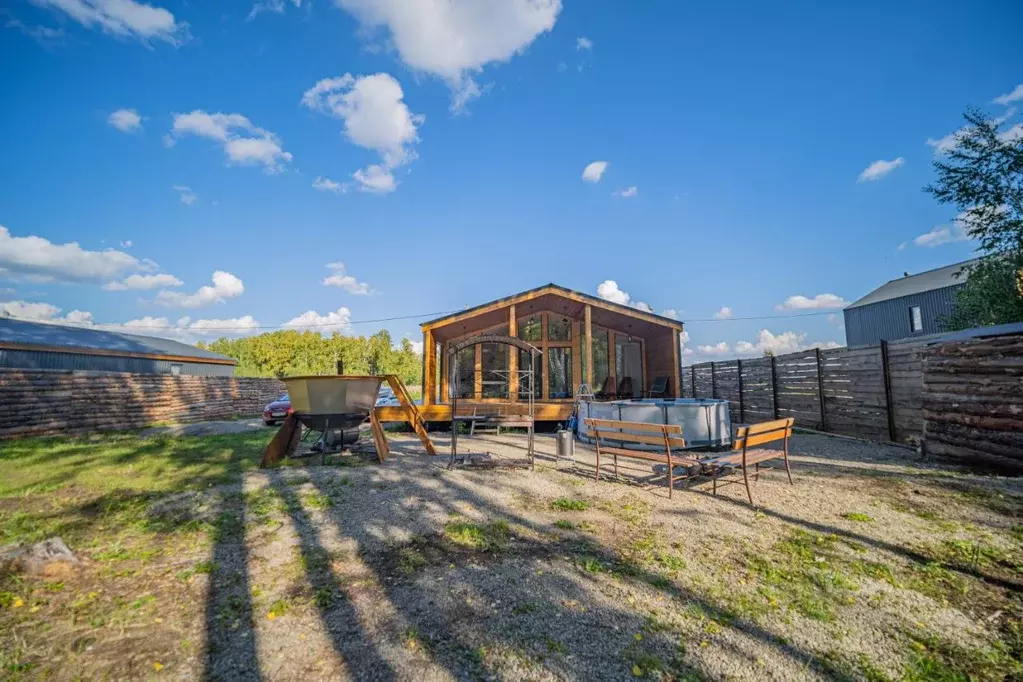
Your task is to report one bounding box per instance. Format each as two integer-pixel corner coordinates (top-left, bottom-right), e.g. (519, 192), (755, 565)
(422, 329), (435, 406)
(571, 320), (581, 397)
(585, 304), (593, 389)
(474, 344), (482, 400)
(672, 329), (681, 398)
(508, 304), (518, 401)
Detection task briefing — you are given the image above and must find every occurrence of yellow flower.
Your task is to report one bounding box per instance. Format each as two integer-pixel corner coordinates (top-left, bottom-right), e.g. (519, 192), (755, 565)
(153, 662), (164, 671)
(631, 664), (643, 677)
(267, 612), (277, 621)
(634, 633), (643, 641)
(12, 598), (24, 609)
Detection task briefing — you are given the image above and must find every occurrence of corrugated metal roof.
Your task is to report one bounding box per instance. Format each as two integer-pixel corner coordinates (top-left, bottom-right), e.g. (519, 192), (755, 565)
(846, 258), (979, 309)
(0, 317), (236, 364)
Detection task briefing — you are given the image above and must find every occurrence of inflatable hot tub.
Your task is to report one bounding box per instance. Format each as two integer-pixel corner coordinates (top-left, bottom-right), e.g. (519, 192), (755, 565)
(577, 398), (732, 449)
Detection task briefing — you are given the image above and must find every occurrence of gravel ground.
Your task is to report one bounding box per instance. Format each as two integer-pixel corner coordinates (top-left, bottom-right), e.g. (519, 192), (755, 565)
(195, 431), (1021, 681)
(6, 429), (1021, 680)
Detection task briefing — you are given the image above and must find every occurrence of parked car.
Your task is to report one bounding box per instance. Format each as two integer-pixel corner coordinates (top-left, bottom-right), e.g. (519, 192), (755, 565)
(262, 393), (293, 426)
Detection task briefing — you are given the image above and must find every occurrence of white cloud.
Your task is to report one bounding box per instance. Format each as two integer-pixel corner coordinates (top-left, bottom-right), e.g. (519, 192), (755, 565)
(776, 293), (848, 310)
(661, 308), (680, 320)
(172, 185), (196, 205)
(302, 73), (422, 194)
(313, 176), (346, 193)
(632, 301), (652, 312)
(352, 165), (397, 194)
(613, 186), (637, 198)
(322, 262), (371, 294)
(120, 240), (132, 248)
(927, 107), (1017, 154)
(31, 0), (188, 45)
(857, 157), (904, 182)
(696, 341), (730, 356)
(333, 0), (560, 111)
(283, 306), (353, 332)
(169, 111), (293, 173)
(0, 225), (151, 284)
(103, 273), (183, 291)
(4, 17), (66, 45)
(248, 0), (301, 20)
(926, 130), (963, 155)
(1, 300), (63, 321)
(108, 108), (142, 132)
(596, 279), (630, 305)
(576, 36), (592, 50)
(155, 270), (244, 308)
(827, 313), (843, 326)
(910, 223), (969, 248)
(581, 160), (608, 183)
(182, 316), (260, 335)
(408, 338), (424, 354)
(714, 306), (733, 320)
(735, 329), (842, 357)
(993, 84), (1023, 106)
(998, 122), (1023, 144)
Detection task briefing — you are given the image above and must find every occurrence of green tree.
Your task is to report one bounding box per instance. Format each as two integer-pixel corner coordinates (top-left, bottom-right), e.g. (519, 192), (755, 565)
(924, 107), (1023, 330)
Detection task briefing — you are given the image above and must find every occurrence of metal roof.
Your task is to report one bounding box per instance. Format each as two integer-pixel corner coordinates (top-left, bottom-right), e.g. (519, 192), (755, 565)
(845, 259), (978, 310)
(0, 317), (236, 364)
(421, 283), (685, 329)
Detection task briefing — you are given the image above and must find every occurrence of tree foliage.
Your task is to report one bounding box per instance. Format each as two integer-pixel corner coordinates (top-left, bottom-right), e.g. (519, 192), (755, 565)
(924, 107), (1023, 330)
(198, 329), (422, 385)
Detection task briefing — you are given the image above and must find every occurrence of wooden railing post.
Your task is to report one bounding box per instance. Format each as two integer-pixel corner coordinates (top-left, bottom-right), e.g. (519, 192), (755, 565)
(770, 355), (779, 419)
(737, 359), (745, 423)
(880, 340), (896, 442)
(815, 347), (827, 431)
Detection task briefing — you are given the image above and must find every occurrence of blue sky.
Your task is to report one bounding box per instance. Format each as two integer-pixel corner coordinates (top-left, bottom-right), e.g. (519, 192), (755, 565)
(1, 0), (1021, 362)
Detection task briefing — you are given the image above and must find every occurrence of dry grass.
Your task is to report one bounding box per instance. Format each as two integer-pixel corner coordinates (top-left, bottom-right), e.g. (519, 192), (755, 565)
(1, 428), (1021, 680)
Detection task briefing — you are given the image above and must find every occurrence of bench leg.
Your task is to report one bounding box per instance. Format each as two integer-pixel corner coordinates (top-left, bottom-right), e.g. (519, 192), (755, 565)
(754, 462), (760, 482)
(667, 452), (673, 500)
(742, 463), (754, 506)
(784, 438), (793, 486)
(613, 454), (618, 480)
(595, 445), (601, 482)
(712, 466), (718, 496)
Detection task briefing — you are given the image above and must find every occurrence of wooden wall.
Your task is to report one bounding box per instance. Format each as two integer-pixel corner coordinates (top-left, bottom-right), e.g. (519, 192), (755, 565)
(680, 330), (1023, 470)
(921, 334), (1023, 472)
(643, 328), (681, 397)
(0, 370), (285, 439)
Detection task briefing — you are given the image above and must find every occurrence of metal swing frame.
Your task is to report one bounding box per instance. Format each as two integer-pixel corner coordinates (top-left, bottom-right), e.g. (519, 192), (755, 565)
(447, 334), (542, 469)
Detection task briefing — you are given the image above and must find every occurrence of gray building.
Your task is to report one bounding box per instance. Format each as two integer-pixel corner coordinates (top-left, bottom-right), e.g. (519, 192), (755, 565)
(0, 317), (237, 376)
(843, 259), (976, 347)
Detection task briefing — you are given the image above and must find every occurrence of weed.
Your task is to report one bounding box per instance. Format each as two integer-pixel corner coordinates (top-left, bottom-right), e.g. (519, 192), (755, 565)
(551, 498), (590, 512)
(302, 493), (333, 510)
(841, 512), (874, 523)
(512, 602), (538, 615)
(266, 598), (290, 620)
(443, 520), (510, 552)
(554, 520), (576, 530)
(397, 547), (427, 575)
(545, 638), (567, 654)
(313, 587), (337, 608)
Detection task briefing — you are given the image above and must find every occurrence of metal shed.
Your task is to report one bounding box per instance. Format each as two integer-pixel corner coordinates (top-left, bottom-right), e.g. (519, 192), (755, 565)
(843, 259), (977, 346)
(0, 318), (237, 376)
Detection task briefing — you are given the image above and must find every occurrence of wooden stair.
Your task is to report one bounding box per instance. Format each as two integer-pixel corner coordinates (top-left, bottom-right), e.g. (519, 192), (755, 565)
(382, 375), (437, 456)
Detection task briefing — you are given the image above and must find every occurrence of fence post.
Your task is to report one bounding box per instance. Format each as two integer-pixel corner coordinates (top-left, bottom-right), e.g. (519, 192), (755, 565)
(691, 366), (697, 398)
(737, 359), (745, 423)
(815, 347), (827, 431)
(710, 362), (717, 399)
(880, 340), (897, 442)
(770, 355), (779, 419)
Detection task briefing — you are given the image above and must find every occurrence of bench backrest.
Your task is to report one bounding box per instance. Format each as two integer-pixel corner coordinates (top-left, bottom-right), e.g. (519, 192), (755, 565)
(733, 417), (794, 450)
(584, 418), (686, 450)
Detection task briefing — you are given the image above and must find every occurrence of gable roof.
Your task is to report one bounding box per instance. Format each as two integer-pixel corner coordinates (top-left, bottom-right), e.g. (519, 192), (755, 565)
(421, 283), (684, 331)
(846, 259), (979, 310)
(0, 317), (236, 365)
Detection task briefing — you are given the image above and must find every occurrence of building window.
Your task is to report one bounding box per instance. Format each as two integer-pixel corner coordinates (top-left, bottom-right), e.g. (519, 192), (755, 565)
(170, 363), (182, 375)
(910, 306), (923, 333)
(452, 347), (475, 398)
(517, 316), (542, 342)
(547, 348), (573, 399)
(547, 315), (571, 341)
(480, 342), (508, 398)
(518, 349), (541, 400)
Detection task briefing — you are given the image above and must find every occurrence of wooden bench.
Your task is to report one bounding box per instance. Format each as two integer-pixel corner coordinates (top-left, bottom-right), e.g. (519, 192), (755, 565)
(704, 417), (795, 505)
(584, 418), (700, 498)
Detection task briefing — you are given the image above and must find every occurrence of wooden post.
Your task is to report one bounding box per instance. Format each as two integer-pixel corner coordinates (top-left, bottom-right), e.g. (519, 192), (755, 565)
(770, 355), (779, 419)
(710, 362), (717, 399)
(508, 305), (518, 401)
(737, 359), (745, 423)
(423, 329), (435, 406)
(584, 305), (593, 389)
(815, 348), (827, 431)
(880, 340), (896, 442)
(474, 344), (482, 400)
(672, 329), (681, 399)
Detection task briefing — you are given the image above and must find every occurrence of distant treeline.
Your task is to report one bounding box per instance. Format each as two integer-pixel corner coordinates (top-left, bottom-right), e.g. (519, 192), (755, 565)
(197, 329), (422, 385)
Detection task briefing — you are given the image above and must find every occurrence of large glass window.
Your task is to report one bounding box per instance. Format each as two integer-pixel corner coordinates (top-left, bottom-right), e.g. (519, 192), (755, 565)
(548, 315), (571, 341)
(518, 316), (542, 342)
(452, 346), (475, 398)
(614, 339), (642, 397)
(548, 348), (573, 399)
(592, 329), (610, 394)
(481, 343), (508, 398)
(518, 349), (541, 400)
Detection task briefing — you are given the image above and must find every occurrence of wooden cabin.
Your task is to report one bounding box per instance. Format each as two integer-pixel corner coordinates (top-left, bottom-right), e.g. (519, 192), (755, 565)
(377, 284), (685, 423)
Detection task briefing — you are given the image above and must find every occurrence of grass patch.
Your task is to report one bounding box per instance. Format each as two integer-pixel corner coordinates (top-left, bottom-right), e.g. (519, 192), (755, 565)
(841, 512), (874, 523)
(443, 520), (511, 552)
(903, 628), (1021, 681)
(302, 492), (334, 510)
(397, 547), (427, 575)
(551, 498), (590, 512)
(554, 519), (576, 530)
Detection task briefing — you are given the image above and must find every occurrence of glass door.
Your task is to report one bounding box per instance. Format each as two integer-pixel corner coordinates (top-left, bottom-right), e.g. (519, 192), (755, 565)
(614, 338), (643, 398)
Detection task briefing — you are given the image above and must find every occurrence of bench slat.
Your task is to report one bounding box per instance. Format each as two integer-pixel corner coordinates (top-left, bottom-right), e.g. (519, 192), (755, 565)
(740, 417), (794, 436)
(708, 450), (784, 467)
(598, 446), (701, 465)
(584, 418), (682, 434)
(587, 430), (686, 448)
(733, 428), (792, 450)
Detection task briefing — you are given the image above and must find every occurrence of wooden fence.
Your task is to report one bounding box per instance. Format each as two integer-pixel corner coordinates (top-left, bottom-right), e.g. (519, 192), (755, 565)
(0, 370), (286, 439)
(681, 338), (933, 444)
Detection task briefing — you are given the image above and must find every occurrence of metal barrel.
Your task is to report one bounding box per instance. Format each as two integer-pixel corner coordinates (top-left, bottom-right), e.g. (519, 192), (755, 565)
(556, 429), (574, 459)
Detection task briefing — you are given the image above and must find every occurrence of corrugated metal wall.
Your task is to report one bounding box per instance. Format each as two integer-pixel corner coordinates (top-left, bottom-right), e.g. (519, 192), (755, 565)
(844, 284), (963, 346)
(0, 349), (234, 376)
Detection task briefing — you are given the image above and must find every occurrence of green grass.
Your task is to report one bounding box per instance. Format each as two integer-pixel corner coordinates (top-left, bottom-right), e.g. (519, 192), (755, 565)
(841, 512), (874, 523)
(551, 498), (590, 512)
(443, 520), (511, 552)
(553, 519), (576, 530)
